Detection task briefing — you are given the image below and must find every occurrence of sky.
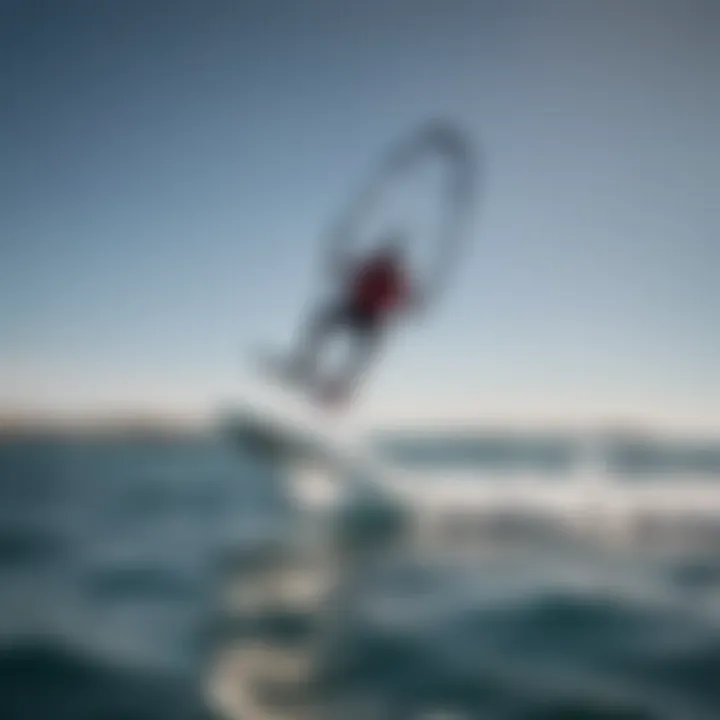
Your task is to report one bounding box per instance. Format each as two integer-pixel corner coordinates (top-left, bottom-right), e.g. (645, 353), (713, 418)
(1, 0), (719, 427)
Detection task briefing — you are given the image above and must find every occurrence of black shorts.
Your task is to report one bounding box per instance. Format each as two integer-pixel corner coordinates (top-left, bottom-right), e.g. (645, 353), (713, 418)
(332, 302), (380, 333)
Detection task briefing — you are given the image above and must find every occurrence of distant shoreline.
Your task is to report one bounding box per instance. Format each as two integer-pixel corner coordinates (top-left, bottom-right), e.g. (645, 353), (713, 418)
(0, 412), (208, 441)
(0, 411), (717, 447)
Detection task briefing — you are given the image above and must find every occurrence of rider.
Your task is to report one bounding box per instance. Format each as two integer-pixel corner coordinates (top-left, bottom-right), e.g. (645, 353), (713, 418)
(289, 233), (417, 401)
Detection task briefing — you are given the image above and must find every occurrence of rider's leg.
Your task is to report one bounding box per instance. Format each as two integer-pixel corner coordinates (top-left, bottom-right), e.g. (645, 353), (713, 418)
(330, 310), (383, 396)
(288, 303), (345, 383)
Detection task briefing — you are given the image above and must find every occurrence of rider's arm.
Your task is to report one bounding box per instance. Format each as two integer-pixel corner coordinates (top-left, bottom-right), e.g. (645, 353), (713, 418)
(329, 249), (357, 283)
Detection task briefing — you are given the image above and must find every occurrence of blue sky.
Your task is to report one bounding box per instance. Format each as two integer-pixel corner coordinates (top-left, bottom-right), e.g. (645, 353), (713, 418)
(1, 0), (718, 425)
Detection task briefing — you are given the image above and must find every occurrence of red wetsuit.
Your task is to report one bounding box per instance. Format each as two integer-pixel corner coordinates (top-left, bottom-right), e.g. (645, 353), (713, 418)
(293, 253), (410, 405)
(350, 257), (409, 317)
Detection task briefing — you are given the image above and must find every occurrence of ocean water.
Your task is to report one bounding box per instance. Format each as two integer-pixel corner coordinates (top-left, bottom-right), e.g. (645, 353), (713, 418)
(1, 434), (720, 720)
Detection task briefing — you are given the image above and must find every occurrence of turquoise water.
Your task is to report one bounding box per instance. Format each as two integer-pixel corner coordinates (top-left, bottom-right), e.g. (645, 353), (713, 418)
(1, 435), (720, 719)
(376, 432), (720, 476)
